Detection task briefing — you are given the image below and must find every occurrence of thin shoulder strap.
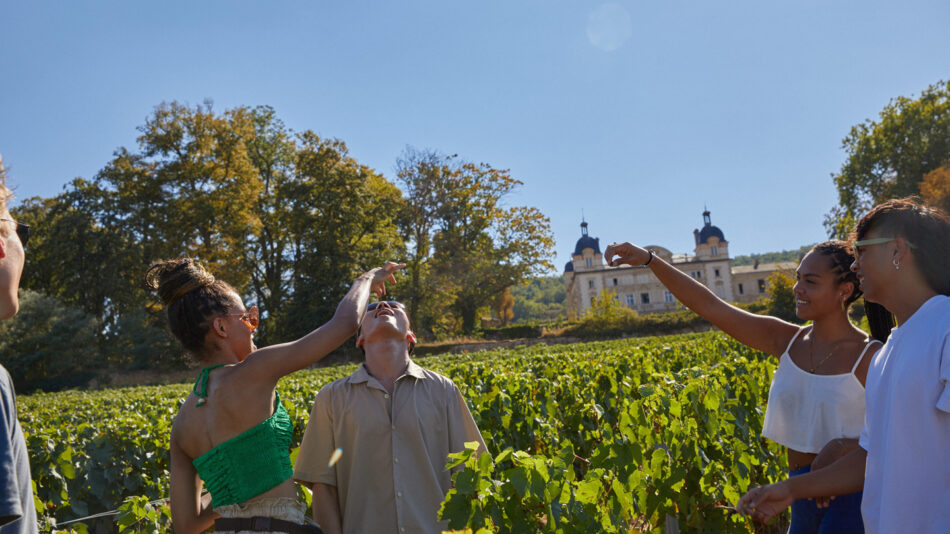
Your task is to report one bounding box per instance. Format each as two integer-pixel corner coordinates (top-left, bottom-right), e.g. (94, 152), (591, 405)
(782, 326), (806, 355)
(851, 339), (883, 374)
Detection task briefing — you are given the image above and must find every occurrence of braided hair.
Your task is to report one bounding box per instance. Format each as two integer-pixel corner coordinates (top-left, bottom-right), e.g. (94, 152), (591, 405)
(808, 241), (892, 342)
(145, 258), (237, 357)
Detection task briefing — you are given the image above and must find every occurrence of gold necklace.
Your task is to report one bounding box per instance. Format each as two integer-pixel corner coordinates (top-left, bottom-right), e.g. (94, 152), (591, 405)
(808, 329), (848, 373)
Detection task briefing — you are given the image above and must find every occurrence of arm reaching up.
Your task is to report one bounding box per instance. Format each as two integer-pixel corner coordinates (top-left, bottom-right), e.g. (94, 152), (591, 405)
(603, 242), (797, 357)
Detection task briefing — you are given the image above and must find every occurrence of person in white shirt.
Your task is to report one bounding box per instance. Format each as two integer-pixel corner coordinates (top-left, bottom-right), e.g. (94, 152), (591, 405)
(604, 239), (887, 533)
(738, 197), (950, 534)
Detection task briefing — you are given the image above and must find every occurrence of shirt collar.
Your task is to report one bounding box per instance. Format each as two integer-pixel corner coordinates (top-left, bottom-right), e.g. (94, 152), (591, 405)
(347, 360), (426, 385)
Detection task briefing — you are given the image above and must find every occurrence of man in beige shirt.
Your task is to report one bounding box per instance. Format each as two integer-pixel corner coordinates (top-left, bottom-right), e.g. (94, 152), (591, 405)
(293, 300), (486, 534)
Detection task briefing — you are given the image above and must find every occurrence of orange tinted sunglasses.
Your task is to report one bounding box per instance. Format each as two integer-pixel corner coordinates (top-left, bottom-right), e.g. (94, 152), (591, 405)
(225, 306), (259, 330)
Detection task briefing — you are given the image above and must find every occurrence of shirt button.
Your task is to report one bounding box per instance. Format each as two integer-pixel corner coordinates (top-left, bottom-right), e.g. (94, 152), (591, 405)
(391, 424), (396, 431)
(384, 393), (390, 399)
(394, 457), (399, 463)
(401, 528), (406, 533)
(397, 492), (403, 498)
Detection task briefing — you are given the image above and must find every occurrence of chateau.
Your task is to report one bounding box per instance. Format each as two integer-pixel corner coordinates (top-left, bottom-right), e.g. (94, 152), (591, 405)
(563, 211), (796, 318)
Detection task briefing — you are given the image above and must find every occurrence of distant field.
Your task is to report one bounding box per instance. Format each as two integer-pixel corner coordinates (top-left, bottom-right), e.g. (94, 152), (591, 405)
(23, 332), (787, 533)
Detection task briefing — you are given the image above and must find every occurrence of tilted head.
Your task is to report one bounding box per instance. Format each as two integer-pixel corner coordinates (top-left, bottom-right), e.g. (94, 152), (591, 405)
(356, 300), (416, 356)
(145, 258), (256, 360)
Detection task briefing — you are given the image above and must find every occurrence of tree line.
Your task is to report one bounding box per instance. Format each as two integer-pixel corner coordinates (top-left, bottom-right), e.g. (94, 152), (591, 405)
(2, 101), (554, 391)
(4, 79), (948, 391)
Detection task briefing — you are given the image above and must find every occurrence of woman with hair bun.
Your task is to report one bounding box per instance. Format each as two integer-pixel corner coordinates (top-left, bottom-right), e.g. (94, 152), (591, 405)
(739, 197), (950, 533)
(604, 239), (887, 533)
(146, 258), (404, 534)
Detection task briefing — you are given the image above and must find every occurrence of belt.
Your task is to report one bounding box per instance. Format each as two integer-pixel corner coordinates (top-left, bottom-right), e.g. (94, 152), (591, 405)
(214, 516), (324, 533)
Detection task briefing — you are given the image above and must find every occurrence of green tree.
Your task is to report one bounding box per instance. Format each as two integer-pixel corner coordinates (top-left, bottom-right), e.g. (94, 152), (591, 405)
(397, 148), (555, 335)
(510, 275), (567, 323)
(766, 270), (800, 324)
(15, 101), (405, 368)
(825, 80), (950, 238)
(492, 287), (515, 326)
(920, 163), (950, 214)
(0, 290), (100, 391)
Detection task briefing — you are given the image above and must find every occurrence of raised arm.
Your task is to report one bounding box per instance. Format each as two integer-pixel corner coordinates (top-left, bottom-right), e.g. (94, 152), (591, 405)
(242, 262), (405, 384)
(604, 242), (798, 357)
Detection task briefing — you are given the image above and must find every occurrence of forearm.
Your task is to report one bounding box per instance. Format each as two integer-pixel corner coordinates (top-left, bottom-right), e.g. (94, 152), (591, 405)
(646, 256), (723, 317)
(312, 483), (342, 534)
(332, 272), (376, 329)
(786, 447), (866, 499)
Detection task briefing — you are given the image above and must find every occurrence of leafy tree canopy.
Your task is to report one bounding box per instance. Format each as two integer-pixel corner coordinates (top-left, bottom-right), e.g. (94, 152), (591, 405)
(825, 80), (950, 238)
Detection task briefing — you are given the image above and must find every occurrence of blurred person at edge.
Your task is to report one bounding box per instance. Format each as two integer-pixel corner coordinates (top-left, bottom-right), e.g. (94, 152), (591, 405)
(147, 256), (403, 534)
(0, 154), (38, 534)
(604, 236), (891, 534)
(739, 197), (950, 534)
(293, 300), (487, 534)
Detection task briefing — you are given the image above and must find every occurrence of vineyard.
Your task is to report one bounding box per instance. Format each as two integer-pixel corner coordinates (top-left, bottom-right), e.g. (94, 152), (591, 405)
(21, 332), (789, 533)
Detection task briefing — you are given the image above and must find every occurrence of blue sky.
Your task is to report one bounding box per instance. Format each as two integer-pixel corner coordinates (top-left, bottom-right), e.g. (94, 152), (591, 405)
(2, 1), (948, 273)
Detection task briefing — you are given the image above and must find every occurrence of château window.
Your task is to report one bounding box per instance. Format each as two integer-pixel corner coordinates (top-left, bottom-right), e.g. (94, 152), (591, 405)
(714, 268), (721, 277)
(626, 294), (636, 307)
(664, 291), (674, 303)
(641, 292), (650, 304)
(585, 258), (592, 268)
(589, 280), (595, 289)
(758, 279), (766, 293)
(613, 278), (618, 286)
(738, 283), (744, 295)
(711, 246), (718, 256)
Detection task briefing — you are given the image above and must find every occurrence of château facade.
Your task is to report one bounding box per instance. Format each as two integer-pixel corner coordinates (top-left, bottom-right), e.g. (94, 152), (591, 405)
(563, 211), (796, 318)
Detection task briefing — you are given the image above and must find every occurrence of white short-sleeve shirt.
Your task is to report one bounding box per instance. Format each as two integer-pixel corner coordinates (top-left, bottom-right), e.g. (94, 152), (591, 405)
(859, 295), (950, 534)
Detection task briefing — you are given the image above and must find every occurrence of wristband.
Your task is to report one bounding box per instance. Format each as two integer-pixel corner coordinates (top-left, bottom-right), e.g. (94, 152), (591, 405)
(644, 249), (654, 266)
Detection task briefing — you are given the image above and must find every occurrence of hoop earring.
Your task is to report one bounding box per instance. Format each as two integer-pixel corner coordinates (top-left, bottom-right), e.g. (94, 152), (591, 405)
(892, 258), (901, 270)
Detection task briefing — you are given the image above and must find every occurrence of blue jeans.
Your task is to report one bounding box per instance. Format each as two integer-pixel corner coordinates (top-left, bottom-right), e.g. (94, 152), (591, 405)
(788, 465), (864, 534)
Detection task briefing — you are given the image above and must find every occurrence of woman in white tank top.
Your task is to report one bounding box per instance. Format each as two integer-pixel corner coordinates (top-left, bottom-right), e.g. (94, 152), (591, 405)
(604, 240), (889, 533)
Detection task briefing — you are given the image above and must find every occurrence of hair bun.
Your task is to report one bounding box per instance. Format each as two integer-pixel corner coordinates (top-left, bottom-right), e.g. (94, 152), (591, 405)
(145, 258), (216, 306)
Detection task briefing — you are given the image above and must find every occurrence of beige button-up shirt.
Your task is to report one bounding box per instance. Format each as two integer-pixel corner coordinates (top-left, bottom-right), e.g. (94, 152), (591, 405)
(293, 361), (487, 534)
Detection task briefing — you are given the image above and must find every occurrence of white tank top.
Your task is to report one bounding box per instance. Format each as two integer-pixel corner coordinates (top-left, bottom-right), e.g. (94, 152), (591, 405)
(761, 327), (880, 454)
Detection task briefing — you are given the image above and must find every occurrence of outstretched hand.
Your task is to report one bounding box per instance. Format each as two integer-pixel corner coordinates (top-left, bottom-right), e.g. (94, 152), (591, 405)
(736, 482), (794, 523)
(603, 242), (651, 267)
(368, 262), (406, 298)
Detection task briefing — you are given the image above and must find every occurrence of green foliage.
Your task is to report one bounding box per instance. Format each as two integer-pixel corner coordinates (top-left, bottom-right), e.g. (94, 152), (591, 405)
(825, 80), (950, 238)
(563, 300), (769, 339)
(765, 271), (801, 324)
(0, 290), (100, 392)
(731, 245), (814, 267)
(510, 276), (567, 324)
(586, 289), (637, 327)
(13, 102), (403, 368)
(23, 332), (786, 533)
(481, 324), (543, 340)
(395, 147), (555, 335)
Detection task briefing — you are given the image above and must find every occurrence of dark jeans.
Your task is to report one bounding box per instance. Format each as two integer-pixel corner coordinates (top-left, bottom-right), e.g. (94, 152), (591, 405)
(788, 465), (864, 534)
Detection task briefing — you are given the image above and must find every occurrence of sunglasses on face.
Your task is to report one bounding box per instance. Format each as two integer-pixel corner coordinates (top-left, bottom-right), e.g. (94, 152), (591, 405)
(851, 236), (916, 259)
(367, 301), (406, 311)
(0, 219), (29, 246)
(225, 305), (259, 330)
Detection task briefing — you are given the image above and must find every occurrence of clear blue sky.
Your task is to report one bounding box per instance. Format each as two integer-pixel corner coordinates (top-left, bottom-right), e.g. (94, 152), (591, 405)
(2, 1), (948, 273)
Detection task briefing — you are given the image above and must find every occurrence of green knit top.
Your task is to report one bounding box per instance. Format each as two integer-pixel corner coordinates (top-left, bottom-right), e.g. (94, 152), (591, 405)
(191, 367), (294, 507)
